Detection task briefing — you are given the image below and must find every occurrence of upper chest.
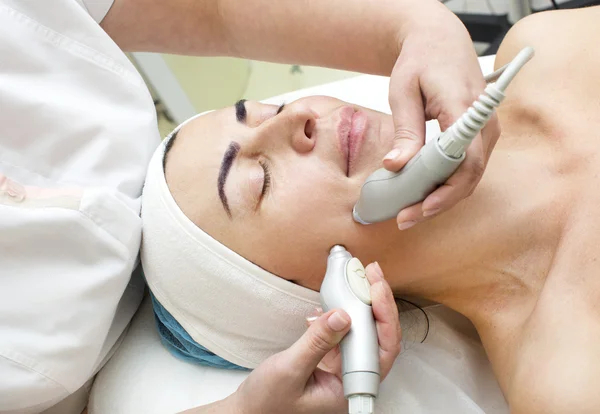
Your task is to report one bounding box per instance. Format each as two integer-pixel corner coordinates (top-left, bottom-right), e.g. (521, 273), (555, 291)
(478, 178), (600, 404)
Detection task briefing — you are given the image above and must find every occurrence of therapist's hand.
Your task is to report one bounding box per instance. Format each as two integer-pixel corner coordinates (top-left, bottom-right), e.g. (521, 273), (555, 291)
(231, 262), (400, 414)
(385, 3), (501, 230)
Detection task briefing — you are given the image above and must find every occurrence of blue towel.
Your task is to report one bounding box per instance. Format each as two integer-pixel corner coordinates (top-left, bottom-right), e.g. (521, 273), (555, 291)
(150, 294), (248, 371)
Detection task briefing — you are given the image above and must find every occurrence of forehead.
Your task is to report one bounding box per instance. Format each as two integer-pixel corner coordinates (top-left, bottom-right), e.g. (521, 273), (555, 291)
(164, 107), (236, 225)
(177, 107), (233, 146)
(171, 105), (242, 168)
(171, 99), (278, 149)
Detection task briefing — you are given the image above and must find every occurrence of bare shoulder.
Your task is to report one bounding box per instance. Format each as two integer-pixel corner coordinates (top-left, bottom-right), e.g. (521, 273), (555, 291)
(493, 7), (600, 138)
(496, 6), (600, 72)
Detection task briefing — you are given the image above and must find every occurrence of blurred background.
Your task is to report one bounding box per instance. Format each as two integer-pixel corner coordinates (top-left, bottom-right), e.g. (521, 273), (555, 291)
(130, 0), (599, 136)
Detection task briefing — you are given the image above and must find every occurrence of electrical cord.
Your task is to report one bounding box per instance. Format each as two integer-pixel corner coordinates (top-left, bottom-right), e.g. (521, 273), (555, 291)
(352, 47), (535, 225)
(439, 46), (535, 157)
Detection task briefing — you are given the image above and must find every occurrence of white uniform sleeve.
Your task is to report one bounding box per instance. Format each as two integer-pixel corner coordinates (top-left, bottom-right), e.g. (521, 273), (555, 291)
(72, 0), (115, 23)
(0, 0), (158, 412)
(0, 187), (144, 414)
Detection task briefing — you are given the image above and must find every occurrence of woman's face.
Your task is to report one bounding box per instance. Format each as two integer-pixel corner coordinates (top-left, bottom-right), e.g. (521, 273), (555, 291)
(165, 96), (394, 290)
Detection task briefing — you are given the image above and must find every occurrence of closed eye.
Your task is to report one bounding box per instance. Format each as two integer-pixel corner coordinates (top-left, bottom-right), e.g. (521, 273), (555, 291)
(259, 159), (271, 199)
(255, 103), (282, 204)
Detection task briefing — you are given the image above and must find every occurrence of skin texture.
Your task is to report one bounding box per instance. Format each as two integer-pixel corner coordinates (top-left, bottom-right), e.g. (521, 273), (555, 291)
(166, 7), (600, 413)
(101, 0), (499, 226)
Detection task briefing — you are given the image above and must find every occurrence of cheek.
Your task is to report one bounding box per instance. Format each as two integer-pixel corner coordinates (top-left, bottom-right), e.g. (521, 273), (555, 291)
(296, 96), (345, 112)
(276, 167), (350, 223)
(256, 170), (352, 286)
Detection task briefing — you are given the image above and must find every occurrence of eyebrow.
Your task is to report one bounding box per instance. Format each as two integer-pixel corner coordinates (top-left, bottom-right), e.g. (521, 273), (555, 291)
(235, 99), (247, 123)
(218, 141), (241, 218)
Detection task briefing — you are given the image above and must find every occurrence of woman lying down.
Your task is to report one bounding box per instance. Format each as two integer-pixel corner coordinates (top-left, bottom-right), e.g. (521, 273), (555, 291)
(141, 8), (600, 414)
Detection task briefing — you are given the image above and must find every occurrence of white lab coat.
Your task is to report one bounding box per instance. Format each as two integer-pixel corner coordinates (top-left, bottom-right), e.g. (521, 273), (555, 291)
(0, 0), (159, 412)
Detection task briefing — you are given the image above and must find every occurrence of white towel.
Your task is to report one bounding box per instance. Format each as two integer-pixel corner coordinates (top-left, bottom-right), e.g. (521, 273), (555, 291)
(141, 116), (320, 369)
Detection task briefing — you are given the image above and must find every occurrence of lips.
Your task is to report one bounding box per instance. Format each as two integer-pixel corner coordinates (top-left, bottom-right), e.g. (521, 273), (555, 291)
(337, 106), (366, 176)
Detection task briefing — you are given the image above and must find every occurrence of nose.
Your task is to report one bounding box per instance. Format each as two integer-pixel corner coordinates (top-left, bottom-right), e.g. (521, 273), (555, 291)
(262, 105), (317, 153)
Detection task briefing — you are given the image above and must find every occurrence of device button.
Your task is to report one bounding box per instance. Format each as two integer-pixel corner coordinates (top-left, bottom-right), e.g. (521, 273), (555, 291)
(346, 257), (372, 305)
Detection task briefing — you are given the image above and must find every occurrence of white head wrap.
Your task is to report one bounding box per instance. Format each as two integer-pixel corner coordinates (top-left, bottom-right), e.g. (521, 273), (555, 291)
(141, 114), (320, 369)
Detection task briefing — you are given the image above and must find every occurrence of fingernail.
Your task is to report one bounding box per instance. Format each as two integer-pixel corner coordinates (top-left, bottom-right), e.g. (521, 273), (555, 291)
(423, 208), (441, 217)
(305, 316), (318, 324)
(398, 220), (416, 231)
(384, 148), (402, 162)
(328, 311), (350, 332)
(305, 306), (323, 326)
(374, 261), (384, 278)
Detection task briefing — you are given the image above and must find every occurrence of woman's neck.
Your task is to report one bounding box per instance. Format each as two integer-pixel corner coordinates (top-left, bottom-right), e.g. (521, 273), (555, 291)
(356, 134), (568, 324)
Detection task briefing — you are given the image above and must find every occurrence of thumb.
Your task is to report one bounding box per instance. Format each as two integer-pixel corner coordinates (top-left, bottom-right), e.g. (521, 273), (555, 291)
(284, 310), (351, 382)
(386, 69), (426, 172)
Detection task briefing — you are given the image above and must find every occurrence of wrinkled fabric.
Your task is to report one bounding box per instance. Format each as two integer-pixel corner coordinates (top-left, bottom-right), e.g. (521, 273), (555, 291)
(151, 294), (246, 371)
(0, 0), (158, 412)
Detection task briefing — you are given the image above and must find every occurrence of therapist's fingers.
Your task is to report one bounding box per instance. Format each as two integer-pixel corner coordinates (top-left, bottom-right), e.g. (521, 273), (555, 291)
(395, 201), (426, 231)
(313, 263), (400, 380)
(365, 261), (385, 284)
(423, 136), (486, 210)
(306, 310), (343, 377)
(285, 309), (351, 384)
(421, 117), (498, 216)
(394, 112), (500, 227)
(366, 263), (402, 380)
(385, 61), (426, 173)
(316, 343), (342, 377)
(305, 264), (400, 381)
(394, 138), (483, 227)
